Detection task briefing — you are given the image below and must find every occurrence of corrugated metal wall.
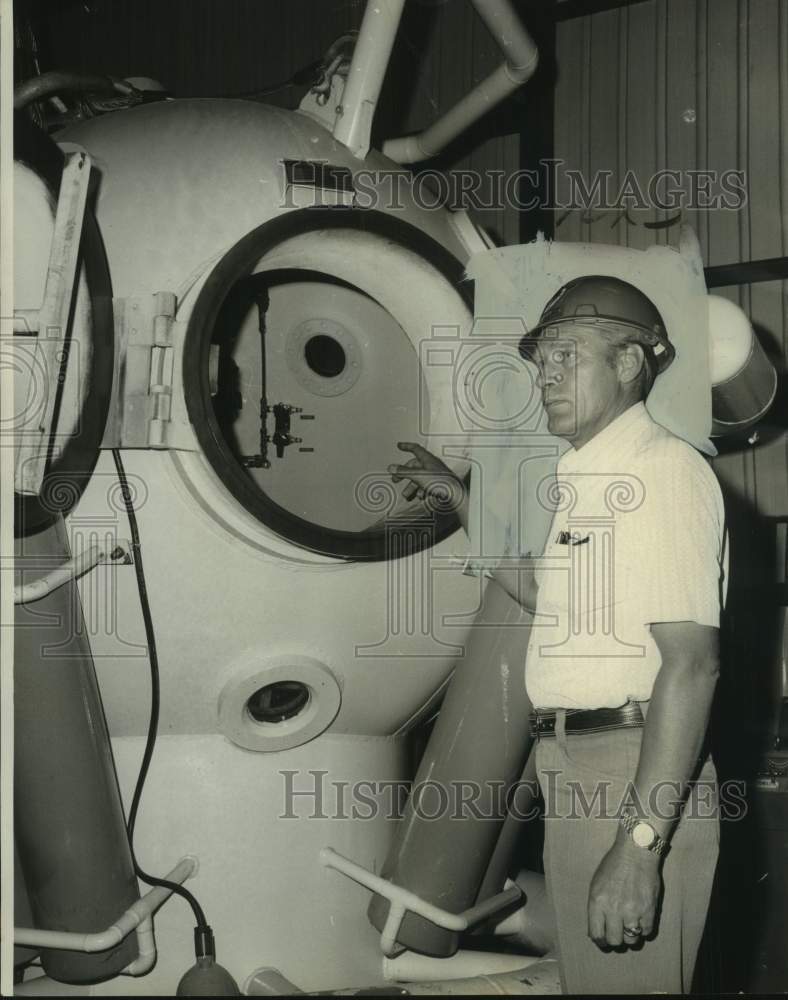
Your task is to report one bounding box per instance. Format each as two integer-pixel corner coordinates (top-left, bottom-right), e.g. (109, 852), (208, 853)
(554, 0), (788, 521)
(36, 1), (367, 104)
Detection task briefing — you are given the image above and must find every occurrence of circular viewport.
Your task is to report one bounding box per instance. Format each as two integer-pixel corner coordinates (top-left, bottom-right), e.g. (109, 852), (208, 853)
(247, 680), (311, 724)
(183, 209), (470, 559)
(304, 334), (346, 377)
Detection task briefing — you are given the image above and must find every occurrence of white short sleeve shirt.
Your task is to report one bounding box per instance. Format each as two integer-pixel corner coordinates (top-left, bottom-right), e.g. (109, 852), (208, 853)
(525, 402), (728, 710)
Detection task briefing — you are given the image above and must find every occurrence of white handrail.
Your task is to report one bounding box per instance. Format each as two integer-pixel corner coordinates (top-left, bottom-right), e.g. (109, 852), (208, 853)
(122, 914), (157, 977)
(14, 856), (197, 953)
(320, 847), (521, 957)
(14, 541), (129, 605)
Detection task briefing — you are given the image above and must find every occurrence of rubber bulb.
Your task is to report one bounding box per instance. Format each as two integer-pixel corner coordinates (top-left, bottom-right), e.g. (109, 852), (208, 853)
(176, 957), (240, 996)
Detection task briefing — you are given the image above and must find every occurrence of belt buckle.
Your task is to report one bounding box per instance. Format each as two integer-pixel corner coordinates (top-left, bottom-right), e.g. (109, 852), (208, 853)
(531, 712), (556, 740)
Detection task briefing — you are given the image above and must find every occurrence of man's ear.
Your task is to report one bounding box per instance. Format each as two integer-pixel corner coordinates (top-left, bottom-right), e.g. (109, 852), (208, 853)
(616, 342), (646, 385)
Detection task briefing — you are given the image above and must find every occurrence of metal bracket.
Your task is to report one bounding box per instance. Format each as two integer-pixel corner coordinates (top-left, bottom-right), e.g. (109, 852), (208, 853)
(14, 149), (92, 495)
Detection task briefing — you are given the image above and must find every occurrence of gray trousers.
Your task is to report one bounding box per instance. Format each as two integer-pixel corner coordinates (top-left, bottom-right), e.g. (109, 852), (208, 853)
(535, 710), (719, 995)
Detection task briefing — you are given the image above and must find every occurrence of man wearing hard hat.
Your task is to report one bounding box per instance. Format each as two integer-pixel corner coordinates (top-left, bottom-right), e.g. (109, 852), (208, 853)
(390, 275), (727, 994)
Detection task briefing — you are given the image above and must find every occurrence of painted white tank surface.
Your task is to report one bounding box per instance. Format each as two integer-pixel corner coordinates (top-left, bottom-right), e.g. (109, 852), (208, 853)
(73, 448), (484, 739)
(56, 98), (469, 299)
(69, 438), (486, 993)
(89, 733), (410, 995)
(50, 97), (514, 993)
(62, 96), (487, 740)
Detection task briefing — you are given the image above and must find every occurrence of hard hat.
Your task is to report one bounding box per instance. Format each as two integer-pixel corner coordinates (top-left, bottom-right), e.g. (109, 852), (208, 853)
(519, 275), (675, 374)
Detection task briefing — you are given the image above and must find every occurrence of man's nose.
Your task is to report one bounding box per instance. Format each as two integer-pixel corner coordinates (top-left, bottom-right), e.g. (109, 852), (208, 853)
(536, 367), (564, 389)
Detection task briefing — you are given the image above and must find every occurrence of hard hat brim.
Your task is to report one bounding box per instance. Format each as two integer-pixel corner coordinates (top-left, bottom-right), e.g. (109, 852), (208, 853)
(518, 316), (676, 374)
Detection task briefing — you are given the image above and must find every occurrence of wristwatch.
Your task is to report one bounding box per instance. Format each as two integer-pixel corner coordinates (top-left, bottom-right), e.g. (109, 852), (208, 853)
(620, 808), (670, 857)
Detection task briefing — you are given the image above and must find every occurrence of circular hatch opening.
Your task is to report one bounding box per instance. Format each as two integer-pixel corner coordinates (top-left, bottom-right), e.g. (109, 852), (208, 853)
(184, 209), (471, 560)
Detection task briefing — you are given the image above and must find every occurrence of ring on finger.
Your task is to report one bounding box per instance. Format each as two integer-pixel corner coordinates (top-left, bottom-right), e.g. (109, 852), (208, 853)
(623, 925), (642, 938)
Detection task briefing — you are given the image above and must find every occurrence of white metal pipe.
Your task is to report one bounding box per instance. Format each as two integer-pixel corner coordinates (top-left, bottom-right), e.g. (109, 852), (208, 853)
(383, 949), (543, 983)
(471, 0), (537, 71)
(383, 63), (525, 163)
(14, 856), (197, 953)
(321, 848), (467, 932)
(458, 880), (523, 928)
(120, 916), (156, 976)
(377, 960), (562, 995)
(382, 0), (538, 163)
(380, 901), (408, 957)
(489, 906), (526, 937)
(14, 541), (128, 604)
(321, 848), (522, 948)
(333, 0), (407, 158)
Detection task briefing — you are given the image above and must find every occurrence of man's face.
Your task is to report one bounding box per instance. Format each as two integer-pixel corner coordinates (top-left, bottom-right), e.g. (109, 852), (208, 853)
(532, 329), (626, 449)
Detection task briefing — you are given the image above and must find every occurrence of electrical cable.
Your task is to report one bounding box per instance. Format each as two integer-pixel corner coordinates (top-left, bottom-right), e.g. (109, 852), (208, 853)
(111, 448), (212, 942)
(210, 32), (358, 100)
(209, 60), (322, 100)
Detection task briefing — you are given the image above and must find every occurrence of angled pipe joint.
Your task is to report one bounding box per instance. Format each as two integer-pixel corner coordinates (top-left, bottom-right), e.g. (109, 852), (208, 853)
(471, 0), (540, 78)
(382, 0), (539, 163)
(14, 856), (198, 955)
(321, 848), (522, 957)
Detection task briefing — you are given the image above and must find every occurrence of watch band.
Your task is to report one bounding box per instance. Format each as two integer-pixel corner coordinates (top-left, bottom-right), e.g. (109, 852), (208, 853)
(620, 808), (670, 857)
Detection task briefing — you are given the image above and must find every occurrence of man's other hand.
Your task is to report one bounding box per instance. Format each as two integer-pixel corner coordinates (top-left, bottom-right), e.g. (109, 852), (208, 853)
(388, 441), (463, 506)
(587, 839), (662, 949)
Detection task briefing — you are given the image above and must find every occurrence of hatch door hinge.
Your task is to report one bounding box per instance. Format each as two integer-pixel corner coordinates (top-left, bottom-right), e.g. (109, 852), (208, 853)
(103, 292), (195, 451)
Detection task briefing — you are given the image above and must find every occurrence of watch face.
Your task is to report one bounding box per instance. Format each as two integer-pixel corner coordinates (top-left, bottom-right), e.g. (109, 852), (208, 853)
(632, 821), (656, 848)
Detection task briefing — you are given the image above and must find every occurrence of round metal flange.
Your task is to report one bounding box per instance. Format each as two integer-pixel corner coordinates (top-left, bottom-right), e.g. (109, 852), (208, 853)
(285, 317), (362, 397)
(217, 654), (342, 752)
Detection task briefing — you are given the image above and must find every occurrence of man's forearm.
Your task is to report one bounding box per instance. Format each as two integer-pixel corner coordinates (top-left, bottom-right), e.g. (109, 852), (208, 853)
(456, 482), (538, 611)
(622, 653), (719, 846)
(455, 483), (539, 612)
(489, 559), (539, 613)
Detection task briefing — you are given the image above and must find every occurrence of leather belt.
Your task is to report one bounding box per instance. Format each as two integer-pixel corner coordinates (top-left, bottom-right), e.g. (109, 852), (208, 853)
(530, 701), (645, 740)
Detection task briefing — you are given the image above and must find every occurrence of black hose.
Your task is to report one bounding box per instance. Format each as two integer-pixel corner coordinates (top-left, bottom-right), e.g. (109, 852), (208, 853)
(14, 72), (136, 110)
(111, 448), (211, 941)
